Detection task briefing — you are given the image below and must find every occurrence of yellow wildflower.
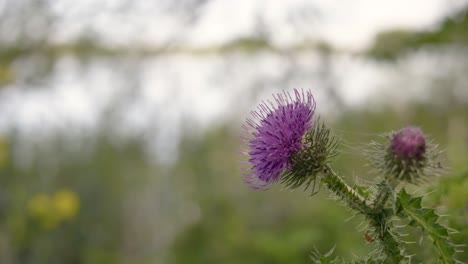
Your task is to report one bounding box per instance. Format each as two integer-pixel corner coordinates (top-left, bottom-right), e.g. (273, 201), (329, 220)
(52, 189), (80, 221)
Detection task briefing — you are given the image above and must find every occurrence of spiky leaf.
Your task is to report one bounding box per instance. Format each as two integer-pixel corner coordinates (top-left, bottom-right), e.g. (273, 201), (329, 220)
(396, 189), (458, 264)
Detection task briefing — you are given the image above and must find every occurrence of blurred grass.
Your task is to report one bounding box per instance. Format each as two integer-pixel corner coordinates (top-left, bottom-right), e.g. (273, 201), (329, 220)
(0, 93), (466, 264)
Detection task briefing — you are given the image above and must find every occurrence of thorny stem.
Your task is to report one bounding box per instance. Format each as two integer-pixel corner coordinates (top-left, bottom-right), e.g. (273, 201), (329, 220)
(373, 179), (398, 210)
(370, 215), (403, 264)
(323, 166), (403, 263)
(321, 166), (370, 214)
(371, 179), (403, 263)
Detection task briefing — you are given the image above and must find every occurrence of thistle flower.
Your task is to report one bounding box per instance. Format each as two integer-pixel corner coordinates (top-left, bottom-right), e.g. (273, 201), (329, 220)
(368, 126), (443, 183)
(391, 127), (426, 160)
(242, 89), (315, 189)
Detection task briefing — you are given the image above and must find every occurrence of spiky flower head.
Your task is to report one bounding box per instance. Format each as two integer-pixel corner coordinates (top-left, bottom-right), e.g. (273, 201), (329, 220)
(391, 127), (426, 160)
(241, 89), (338, 191)
(242, 89), (315, 189)
(367, 126), (443, 184)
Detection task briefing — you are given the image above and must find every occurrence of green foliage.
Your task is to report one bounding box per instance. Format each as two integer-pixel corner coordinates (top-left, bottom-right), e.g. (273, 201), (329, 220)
(0, 133), (153, 264)
(396, 189), (459, 264)
(429, 171), (468, 262)
(368, 7), (468, 60)
(368, 30), (417, 60)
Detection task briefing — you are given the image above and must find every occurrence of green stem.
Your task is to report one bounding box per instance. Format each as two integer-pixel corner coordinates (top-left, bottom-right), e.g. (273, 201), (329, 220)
(322, 167), (370, 214)
(371, 216), (403, 264)
(373, 179), (398, 210)
(371, 179), (403, 263)
(322, 166), (403, 263)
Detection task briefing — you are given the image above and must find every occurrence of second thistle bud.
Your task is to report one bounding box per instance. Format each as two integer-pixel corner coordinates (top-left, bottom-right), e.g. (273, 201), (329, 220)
(368, 126), (443, 184)
(387, 127), (427, 182)
(390, 127), (426, 161)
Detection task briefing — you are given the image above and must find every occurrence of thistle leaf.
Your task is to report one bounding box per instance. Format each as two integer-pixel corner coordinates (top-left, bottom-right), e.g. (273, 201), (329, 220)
(309, 246), (340, 264)
(396, 189), (458, 264)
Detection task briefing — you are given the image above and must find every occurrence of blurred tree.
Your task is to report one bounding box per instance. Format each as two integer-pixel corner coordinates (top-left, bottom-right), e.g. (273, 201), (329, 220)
(368, 6), (468, 60)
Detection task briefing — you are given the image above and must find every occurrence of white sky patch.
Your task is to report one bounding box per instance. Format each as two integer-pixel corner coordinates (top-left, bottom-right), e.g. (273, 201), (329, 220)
(332, 55), (391, 107)
(186, 0), (259, 47)
(182, 0), (467, 49)
(48, 0), (468, 50)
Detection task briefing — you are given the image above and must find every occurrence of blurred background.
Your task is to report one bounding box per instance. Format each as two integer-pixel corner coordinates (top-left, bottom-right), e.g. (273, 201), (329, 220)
(0, 0), (467, 263)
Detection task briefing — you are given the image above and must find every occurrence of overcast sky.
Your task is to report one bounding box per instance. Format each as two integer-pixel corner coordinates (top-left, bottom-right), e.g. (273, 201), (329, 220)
(49, 0), (468, 50)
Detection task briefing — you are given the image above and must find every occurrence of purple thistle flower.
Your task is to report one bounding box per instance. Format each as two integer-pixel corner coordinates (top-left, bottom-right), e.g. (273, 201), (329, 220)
(391, 127), (426, 160)
(242, 89), (316, 189)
